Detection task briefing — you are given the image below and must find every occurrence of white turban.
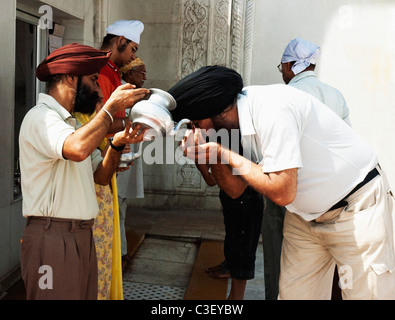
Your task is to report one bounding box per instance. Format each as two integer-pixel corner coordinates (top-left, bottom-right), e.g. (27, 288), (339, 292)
(106, 20), (144, 44)
(281, 38), (320, 75)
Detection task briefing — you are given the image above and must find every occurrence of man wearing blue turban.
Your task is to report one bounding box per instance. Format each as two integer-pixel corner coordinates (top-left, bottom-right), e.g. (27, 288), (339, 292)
(279, 38), (351, 125)
(273, 38), (353, 299)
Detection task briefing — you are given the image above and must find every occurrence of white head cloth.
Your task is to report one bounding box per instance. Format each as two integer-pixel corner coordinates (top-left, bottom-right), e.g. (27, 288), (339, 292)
(281, 38), (320, 75)
(106, 20), (144, 44)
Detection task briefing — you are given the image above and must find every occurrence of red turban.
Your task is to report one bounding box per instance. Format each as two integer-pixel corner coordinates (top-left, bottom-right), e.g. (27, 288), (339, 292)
(36, 43), (112, 81)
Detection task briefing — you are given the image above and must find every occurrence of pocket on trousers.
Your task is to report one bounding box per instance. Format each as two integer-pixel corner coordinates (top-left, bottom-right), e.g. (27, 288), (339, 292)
(20, 234), (34, 255)
(369, 263), (395, 300)
(20, 233), (38, 282)
(344, 194), (377, 216)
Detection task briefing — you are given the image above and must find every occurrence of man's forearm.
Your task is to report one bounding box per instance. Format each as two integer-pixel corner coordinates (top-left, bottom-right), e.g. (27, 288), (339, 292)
(221, 147), (297, 206)
(63, 108), (114, 161)
(63, 85), (149, 162)
(195, 163), (217, 187)
(94, 144), (122, 185)
(184, 139), (297, 205)
(108, 117), (128, 135)
(94, 122), (146, 185)
(210, 163), (247, 198)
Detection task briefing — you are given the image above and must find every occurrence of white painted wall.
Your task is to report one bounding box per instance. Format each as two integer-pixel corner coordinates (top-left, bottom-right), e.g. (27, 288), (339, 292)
(251, 0), (395, 188)
(0, 0), (24, 288)
(107, 0), (181, 90)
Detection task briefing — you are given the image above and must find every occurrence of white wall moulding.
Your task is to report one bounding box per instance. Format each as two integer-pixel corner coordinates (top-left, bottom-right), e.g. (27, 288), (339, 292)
(230, 0), (254, 85)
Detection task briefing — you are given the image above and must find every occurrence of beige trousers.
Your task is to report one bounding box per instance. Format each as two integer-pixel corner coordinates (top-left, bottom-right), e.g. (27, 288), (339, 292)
(279, 166), (395, 300)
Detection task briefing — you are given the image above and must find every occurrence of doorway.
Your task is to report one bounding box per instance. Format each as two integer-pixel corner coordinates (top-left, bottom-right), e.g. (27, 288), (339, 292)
(13, 11), (47, 200)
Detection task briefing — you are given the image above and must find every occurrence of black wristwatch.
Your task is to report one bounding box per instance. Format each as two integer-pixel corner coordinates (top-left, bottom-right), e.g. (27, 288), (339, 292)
(109, 138), (126, 152)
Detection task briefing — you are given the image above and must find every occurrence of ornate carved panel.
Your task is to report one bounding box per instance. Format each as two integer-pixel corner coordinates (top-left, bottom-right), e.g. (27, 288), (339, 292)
(181, 0), (210, 77)
(209, 0), (231, 66)
(175, 0), (255, 192)
(175, 164), (203, 189)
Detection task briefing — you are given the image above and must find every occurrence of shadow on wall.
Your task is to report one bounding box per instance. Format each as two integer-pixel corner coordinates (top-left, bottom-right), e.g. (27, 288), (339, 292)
(319, 2), (395, 188)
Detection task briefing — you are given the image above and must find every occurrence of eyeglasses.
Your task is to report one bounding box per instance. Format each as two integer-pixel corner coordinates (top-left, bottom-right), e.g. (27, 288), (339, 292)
(277, 63), (283, 73)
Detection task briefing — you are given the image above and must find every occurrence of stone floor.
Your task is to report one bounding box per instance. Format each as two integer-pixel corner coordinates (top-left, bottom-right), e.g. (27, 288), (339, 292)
(123, 238), (198, 300)
(125, 207), (226, 241)
(124, 207), (265, 300)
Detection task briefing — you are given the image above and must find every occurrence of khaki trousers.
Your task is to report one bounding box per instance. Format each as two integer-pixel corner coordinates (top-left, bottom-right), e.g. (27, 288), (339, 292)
(279, 166), (395, 300)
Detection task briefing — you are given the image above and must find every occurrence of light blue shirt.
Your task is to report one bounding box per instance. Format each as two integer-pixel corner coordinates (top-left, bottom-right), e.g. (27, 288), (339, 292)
(289, 71), (351, 126)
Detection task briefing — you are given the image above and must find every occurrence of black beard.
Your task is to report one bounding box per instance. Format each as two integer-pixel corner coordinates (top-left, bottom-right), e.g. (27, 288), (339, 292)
(73, 77), (100, 115)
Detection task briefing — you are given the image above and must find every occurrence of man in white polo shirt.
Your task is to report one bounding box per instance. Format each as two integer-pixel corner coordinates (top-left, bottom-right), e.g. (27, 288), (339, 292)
(19, 43), (149, 300)
(169, 65), (395, 300)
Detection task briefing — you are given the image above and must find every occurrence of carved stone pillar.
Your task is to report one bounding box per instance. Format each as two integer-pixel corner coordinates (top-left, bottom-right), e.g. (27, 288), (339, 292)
(174, 0), (255, 201)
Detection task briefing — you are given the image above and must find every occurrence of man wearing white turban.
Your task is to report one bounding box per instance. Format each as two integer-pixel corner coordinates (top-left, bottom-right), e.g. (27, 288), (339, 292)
(96, 20), (145, 299)
(99, 20), (145, 126)
(279, 38), (351, 125)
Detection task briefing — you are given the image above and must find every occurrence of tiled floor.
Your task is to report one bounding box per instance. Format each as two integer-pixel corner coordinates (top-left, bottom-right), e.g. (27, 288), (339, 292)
(123, 238), (199, 300)
(124, 207), (265, 300)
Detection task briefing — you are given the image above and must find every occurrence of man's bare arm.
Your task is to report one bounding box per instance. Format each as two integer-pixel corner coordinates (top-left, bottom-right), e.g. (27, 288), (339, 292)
(94, 122), (146, 185)
(63, 84), (149, 161)
(186, 142), (297, 206)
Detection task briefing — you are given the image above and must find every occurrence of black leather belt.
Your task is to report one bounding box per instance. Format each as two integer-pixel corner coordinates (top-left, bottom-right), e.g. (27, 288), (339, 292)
(329, 167), (380, 211)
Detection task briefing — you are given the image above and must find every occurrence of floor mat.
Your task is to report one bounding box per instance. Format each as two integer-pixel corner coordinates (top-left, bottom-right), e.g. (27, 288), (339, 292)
(123, 281), (185, 300)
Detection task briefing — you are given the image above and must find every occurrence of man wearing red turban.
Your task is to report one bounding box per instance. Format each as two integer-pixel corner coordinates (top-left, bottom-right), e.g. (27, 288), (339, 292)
(19, 43), (149, 300)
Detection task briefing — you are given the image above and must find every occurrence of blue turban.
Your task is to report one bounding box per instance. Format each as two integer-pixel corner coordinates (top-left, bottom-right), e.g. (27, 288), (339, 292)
(281, 38), (320, 75)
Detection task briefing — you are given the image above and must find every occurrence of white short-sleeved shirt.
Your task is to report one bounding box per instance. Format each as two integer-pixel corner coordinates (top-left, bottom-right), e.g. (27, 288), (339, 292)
(19, 93), (103, 220)
(237, 85), (377, 221)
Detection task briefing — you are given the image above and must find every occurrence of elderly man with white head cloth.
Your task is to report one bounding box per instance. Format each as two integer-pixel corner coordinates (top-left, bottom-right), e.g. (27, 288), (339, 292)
(273, 38), (353, 299)
(259, 39), (334, 300)
(279, 38), (351, 125)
